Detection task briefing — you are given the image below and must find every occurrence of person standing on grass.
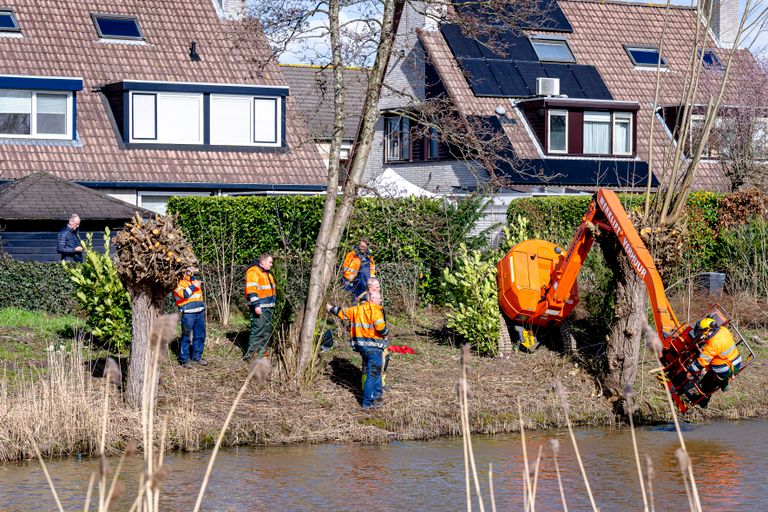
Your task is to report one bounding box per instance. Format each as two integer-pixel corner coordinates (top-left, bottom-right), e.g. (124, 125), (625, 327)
(341, 238), (376, 302)
(326, 279), (389, 409)
(355, 278), (391, 392)
(57, 214), (83, 263)
(173, 268), (208, 369)
(244, 253), (276, 361)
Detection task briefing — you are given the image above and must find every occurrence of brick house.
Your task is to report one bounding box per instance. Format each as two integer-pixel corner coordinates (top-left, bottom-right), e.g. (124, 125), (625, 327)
(0, 0), (326, 214)
(362, 0), (761, 203)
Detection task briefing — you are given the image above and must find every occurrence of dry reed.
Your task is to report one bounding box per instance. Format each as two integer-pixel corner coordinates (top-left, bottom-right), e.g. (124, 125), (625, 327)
(624, 383), (649, 512)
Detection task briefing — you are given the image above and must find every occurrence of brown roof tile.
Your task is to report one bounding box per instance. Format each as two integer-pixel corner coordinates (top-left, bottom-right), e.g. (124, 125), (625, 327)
(0, 0), (325, 187)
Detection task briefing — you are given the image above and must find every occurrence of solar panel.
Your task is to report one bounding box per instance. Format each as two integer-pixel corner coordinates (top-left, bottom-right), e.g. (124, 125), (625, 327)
(514, 61), (546, 95)
(92, 14), (144, 40)
(542, 64), (584, 98)
(440, 24), (483, 59)
(500, 32), (539, 61)
(0, 9), (20, 32)
(457, 59), (504, 96)
(498, 159), (655, 187)
(571, 66), (613, 100)
(488, 61), (530, 96)
(524, 0), (574, 33)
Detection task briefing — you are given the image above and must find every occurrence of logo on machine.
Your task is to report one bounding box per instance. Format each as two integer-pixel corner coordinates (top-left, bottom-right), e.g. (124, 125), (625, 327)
(599, 195), (648, 280)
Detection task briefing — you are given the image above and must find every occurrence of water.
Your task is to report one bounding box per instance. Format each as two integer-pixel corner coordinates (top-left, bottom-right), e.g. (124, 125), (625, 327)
(1, 420), (765, 511)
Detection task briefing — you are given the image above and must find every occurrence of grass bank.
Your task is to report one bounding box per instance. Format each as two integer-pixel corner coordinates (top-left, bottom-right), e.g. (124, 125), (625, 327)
(1, 306), (767, 463)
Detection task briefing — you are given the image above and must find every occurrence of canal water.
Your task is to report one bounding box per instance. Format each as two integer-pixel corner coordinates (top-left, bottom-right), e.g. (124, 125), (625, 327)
(1, 419), (764, 511)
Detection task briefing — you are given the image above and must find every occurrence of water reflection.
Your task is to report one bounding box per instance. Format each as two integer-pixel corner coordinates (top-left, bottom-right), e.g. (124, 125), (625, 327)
(0, 420), (764, 511)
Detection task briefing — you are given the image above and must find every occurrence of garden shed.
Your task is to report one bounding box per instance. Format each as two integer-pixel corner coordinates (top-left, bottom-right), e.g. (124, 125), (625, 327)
(0, 172), (151, 262)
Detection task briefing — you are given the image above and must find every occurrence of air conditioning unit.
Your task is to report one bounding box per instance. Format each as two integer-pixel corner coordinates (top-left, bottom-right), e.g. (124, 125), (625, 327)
(536, 77), (560, 96)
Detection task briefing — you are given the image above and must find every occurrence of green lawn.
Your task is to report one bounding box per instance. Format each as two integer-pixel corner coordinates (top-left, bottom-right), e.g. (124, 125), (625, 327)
(0, 307), (84, 362)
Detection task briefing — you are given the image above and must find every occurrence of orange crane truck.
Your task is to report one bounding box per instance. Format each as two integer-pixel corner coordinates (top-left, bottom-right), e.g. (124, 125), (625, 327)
(497, 188), (755, 411)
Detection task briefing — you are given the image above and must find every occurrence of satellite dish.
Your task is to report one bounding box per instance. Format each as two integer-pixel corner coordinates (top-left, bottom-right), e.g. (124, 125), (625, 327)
(495, 105), (507, 116)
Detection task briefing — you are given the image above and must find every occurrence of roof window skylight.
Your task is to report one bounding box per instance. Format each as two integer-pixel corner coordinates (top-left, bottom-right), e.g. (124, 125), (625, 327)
(530, 36), (575, 63)
(625, 46), (667, 68)
(700, 49), (724, 70)
(0, 9), (20, 32)
(92, 13), (144, 40)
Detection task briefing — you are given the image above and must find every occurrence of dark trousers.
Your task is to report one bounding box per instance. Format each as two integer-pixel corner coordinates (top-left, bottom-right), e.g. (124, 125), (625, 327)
(246, 307), (274, 359)
(179, 311), (206, 363)
(359, 347), (383, 407)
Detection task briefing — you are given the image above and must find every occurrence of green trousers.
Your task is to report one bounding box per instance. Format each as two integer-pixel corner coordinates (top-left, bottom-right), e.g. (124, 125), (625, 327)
(246, 307), (274, 359)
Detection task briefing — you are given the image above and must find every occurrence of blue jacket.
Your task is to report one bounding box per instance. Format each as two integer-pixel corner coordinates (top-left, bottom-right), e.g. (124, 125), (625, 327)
(57, 225), (83, 262)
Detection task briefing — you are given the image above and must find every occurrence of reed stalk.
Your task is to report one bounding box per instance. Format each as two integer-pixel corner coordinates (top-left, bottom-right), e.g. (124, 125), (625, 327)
(624, 384), (649, 512)
(29, 433), (64, 512)
(516, 400), (533, 511)
(555, 380), (598, 512)
(550, 439), (568, 512)
(488, 463), (497, 512)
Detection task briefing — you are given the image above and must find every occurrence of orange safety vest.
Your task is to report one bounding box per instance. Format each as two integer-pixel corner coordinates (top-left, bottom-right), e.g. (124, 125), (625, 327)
(245, 264), (276, 308)
(174, 276), (204, 313)
(695, 327), (742, 378)
(330, 301), (388, 349)
(341, 249), (376, 282)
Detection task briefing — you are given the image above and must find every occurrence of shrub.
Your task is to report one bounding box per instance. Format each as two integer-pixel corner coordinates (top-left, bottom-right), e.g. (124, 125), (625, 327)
(441, 244), (499, 356)
(0, 256), (76, 314)
(64, 230), (132, 353)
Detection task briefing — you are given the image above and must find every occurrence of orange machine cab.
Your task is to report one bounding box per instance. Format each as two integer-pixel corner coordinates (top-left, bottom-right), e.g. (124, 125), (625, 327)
(497, 239), (578, 327)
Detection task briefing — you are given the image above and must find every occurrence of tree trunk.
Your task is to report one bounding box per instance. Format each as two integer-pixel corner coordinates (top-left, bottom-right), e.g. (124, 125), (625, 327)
(295, 0), (400, 383)
(126, 289), (159, 407)
(599, 237), (646, 411)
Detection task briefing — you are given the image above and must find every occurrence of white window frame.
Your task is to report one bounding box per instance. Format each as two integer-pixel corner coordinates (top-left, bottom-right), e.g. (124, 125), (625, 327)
(547, 109), (568, 154)
(583, 111), (611, 155)
(129, 91), (204, 145)
(612, 112), (633, 155)
(625, 46), (667, 68)
(0, 90), (72, 140)
(251, 96), (281, 147)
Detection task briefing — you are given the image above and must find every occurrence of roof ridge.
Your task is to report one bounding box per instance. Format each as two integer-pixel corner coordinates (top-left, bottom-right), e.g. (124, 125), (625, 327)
(279, 63), (370, 71)
(560, 0), (696, 10)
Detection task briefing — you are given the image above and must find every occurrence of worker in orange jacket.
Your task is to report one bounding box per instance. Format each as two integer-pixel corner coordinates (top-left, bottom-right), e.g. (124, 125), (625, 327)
(341, 238), (376, 302)
(689, 317), (742, 407)
(244, 253), (276, 361)
(174, 268), (207, 368)
(326, 279), (389, 408)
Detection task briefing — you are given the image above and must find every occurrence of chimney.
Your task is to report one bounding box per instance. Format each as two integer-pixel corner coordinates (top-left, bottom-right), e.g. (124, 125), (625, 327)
(214, 0), (246, 20)
(705, 0), (740, 48)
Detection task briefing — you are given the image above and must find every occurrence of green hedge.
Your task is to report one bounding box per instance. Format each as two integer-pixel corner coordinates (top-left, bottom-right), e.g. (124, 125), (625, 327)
(168, 195), (489, 302)
(506, 192), (721, 270)
(0, 256), (76, 314)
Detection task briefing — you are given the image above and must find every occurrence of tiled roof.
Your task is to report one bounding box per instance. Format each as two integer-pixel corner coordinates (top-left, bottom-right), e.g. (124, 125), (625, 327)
(419, 0), (759, 192)
(0, 172), (152, 220)
(0, 0), (325, 187)
(281, 65), (368, 141)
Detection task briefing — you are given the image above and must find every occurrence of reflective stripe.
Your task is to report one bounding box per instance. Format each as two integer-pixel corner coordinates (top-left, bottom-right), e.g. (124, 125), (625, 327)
(181, 306), (205, 314)
(352, 339), (387, 349)
(711, 364), (733, 374)
(246, 282), (258, 287)
(373, 319), (385, 327)
(699, 354), (713, 362)
(257, 284), (274, 290)
(732, 355), (743, 367)
(352, 322), (377, 329)
(719, 345), (737, 357)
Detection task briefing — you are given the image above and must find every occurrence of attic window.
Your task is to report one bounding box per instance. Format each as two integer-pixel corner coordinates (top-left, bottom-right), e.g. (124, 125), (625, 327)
(92, 14), (144, 40)
(530, 36), (575, 63)
(0, 9), (20, 32)
(625, 46), (667, 68)
(700, 49), (724, 70)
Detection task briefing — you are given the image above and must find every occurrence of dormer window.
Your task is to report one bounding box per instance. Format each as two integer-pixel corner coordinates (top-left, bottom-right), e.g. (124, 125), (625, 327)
(530, 36), (575, 63)
(700, 49), (724, 70)
(0, 9), (20, 32)
(92, 14), (144, 41)
(625, 46), (667, 68)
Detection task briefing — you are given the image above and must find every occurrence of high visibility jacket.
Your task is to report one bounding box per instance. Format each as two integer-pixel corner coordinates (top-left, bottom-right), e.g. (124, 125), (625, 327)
(330, 301), (389, 350)
(245, 264), (276, 308)
(342, 248), (376, 283)
(174, 276), (205, 314)
(691, 327), (742, 378)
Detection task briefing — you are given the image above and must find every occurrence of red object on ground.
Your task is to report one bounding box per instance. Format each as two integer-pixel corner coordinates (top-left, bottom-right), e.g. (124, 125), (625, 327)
(388, 345), (415, 354)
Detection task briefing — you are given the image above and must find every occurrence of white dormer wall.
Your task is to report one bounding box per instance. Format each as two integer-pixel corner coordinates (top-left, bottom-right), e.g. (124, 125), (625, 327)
(705, 0), (740, 48)
(378, 1), (427, 110)
(213, 0), (245, 20)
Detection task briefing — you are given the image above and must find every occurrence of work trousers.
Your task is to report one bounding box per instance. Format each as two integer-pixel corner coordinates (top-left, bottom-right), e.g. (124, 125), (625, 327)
(358, 347), (384, 408)
(246, 307), (274, 359)
(179, 311), (206, 363)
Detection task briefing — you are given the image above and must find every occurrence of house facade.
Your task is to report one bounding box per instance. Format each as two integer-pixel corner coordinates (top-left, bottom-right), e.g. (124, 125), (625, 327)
(0, 0), (326, 214)
(363, 0), (760, 201)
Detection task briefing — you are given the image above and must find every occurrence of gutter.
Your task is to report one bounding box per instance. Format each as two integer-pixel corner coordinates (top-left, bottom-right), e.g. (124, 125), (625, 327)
(75, 181), (327, 193)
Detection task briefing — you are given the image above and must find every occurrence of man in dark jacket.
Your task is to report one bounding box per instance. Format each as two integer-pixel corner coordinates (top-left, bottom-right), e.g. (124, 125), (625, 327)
(57, 214), (83, 263)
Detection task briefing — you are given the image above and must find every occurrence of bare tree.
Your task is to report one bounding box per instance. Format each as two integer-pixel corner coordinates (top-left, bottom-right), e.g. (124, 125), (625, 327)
(244, 0), (546, 382)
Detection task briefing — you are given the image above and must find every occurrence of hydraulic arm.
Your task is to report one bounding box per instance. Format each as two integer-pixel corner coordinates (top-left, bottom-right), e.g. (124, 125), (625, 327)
(497, 189), (755, 411)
